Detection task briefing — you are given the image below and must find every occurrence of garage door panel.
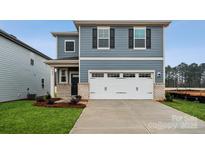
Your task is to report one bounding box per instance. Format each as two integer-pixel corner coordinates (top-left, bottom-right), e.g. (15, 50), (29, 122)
(136, 78), (153, 99)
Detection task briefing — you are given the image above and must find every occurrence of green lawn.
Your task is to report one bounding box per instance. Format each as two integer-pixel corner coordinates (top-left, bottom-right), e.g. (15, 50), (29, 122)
(163, 99), (205, 121)
(0, 100), (83, 134)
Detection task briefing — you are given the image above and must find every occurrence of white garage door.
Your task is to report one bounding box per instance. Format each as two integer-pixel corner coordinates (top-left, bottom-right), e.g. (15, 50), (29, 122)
(89, 71), (154, 99)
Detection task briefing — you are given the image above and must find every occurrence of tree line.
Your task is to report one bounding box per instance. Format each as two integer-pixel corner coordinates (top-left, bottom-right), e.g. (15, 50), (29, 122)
(166, 63), (205, 88)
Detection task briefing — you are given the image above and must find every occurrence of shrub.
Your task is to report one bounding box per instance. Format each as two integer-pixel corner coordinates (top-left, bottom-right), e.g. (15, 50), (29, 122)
(27, 94), (36, 100)
(165, 93), (173, 102)
(199, 97), (205, 103)
(46, 92), (51, 100)
(70, 95), (82, 104)
(47, 99), (54, 105)
(36, 96), (45, 102)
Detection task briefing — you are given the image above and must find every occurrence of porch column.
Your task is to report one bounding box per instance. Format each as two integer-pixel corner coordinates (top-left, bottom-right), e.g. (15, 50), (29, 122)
(50, 66), (55, 97)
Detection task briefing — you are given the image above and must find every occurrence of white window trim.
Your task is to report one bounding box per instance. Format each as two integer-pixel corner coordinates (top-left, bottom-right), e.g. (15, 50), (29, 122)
(134, 27), (146, 50)
(97, 26), (110, 50)
(59, 69), (68, 84)
(64, 40), (75, 52)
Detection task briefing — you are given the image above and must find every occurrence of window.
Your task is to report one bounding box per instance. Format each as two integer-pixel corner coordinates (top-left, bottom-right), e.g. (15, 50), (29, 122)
(92, 73), (104, 78)
(134, 27), (146, 49)
(139, 73), (151, 78)
(123, 73), (135, 78)
(98, 27), (110, 49)
(60, 69), (68, 83)
(65, 40), (75, 52)
(41, 78), (44, 89)
(30, 59), (34, 66)
(108, 73), (120, 78)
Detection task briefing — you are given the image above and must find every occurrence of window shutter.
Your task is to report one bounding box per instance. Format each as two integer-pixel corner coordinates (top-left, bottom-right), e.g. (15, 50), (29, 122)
(92, 28), (97, 48)
(128, 29), (133, 49)
(110, 28), (115, 49)
(146, 29), (151, 49)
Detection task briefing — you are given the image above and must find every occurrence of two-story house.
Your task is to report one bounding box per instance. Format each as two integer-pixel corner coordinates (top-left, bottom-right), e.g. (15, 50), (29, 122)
(0, 29), (51, 102)
(46, 20), (171, 100)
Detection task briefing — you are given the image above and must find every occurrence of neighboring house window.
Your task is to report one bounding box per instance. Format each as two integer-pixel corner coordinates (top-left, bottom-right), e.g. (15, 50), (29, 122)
(134, 27), (146, 49)
(64, 40), (75, 52)
(59, 69), (68, 83)
(97, 27), (110, 49)
(30, 59), (34, 66)
(41, 78), (44, 89)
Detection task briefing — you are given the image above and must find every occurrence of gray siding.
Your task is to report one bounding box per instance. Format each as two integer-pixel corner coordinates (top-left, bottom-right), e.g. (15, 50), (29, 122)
(0, 36), (50, 102)
(80, 60), (163, 83)
(57, 36), (79, 59)
(80, 26), (163, 57)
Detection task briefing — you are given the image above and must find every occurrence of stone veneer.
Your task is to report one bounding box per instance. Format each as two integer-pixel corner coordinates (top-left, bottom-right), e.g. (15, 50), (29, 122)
(154, 83), (165, 101)
(78, 83), (89, 100)
(56, 84), (71, 100)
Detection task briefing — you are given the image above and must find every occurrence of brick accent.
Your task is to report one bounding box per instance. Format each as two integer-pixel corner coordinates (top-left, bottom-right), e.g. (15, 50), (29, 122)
(56, 84), (71, 99)
(78, 83), (89, 100)
(154, 83), (165, 101)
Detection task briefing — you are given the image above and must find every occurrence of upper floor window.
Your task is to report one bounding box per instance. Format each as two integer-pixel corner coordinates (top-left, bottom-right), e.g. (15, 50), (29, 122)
(30, 59), (34, 66)
(59, 69), (68, 84)
(134, 27), (146, 49)
(97, 27), (110, 49)
(64, 40), (75, 52)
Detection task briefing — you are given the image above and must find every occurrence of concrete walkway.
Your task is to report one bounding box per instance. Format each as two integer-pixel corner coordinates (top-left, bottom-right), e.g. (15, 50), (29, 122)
(70, 100), (205, 134)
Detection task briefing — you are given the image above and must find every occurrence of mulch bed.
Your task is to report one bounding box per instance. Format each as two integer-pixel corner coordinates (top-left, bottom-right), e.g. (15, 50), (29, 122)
(33, 98), (86, 109)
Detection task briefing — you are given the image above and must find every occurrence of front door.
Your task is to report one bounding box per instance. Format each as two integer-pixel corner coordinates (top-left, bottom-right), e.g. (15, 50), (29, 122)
(71, 74), (79, 96)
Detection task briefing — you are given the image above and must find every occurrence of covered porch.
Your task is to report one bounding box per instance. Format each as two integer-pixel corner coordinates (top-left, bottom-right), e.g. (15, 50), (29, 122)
(45, 58), (79, 100)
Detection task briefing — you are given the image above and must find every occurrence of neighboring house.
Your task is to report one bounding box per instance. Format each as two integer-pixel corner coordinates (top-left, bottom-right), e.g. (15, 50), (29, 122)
(46, 20), (171, 100)
(0, 29), (51, 102)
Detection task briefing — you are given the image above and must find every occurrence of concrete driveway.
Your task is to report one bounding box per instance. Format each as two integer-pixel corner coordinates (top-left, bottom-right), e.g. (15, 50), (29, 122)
(70, 100), (205, 134)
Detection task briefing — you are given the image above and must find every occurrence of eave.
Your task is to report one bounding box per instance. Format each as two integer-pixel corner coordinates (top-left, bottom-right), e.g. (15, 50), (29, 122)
(51, 32), (79, 37)
(74, 20), (171, 29)
(45, 60), (79, 67)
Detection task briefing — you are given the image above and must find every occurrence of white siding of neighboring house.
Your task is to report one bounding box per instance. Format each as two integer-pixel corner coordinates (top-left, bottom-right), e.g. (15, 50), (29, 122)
(0, 36), (50, 102)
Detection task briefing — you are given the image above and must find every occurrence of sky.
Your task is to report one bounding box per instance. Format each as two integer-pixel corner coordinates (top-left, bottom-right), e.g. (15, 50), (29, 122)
(0, 20), (204, 67)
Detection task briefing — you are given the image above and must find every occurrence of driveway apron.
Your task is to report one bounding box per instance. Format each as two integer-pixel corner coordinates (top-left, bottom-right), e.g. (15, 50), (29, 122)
(70, 100), (205, 134)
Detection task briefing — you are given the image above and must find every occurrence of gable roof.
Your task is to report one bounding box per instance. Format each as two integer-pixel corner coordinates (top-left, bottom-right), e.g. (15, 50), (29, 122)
(74, 20), (171, 28)
(0, 29), (52, 60)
